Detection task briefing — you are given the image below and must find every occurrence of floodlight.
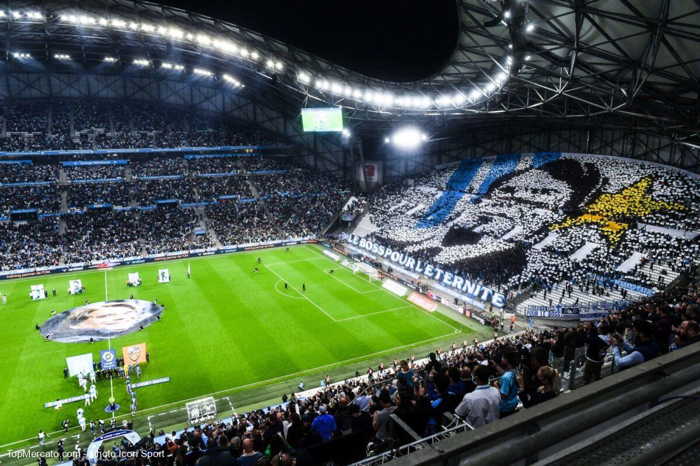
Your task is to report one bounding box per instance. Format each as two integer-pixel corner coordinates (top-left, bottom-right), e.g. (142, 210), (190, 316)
(168, 27), (183, 39)
(27, 11), (43, 20)
(330, 82), (343, 95)
(160, 62), (184, 71)
(452, 93), (466, 105)
(12, 52), (31, 59)
(193, 67), (213, 77)
(274, 61), (284, 71)
(250, 51), (259, 61)
(380, 93), (395, 106)
(111, 19), (126, 28)
(98, 17), (108, 26)
(266, 59), (275, 70)
(133, 58), (150, 67)
(128, 21), (139, 30)
(526, 23), (535, 33)
(416, 96), (432, 108)
(222, 74), (243, 87)
(11, 11), (21, 19)
(525, 55), (531, 61)
(0, 11), (6, 18)
(388, 127), (427, 150)
(342, 128), (351, 138)
(54, 53), (71, 61)
(103, 56), (118, 63)
(436, 95), (451, 107)
(503, 10), (511, 19)
(297, 72), (311, 84)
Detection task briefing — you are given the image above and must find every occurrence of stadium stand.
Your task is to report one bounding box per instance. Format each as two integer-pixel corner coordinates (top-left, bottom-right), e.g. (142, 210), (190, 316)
(363, 154), (700, 315)
(0, 99), (268, 151)
(1, 2), (699, 463)
(70, 267), (698, 465)
(0, 108), (349, 270)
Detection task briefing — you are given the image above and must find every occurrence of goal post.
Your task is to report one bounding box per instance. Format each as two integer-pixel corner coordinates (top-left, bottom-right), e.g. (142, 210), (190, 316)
(356, 262), (382, 283)
(341, 259), (382, 283)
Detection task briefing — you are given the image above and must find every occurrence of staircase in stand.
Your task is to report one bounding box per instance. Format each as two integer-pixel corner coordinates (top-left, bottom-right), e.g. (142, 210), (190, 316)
(197, 206), (222, 247)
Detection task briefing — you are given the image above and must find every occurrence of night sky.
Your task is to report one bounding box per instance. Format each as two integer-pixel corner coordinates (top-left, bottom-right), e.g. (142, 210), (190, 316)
(160, 0), (458, 82)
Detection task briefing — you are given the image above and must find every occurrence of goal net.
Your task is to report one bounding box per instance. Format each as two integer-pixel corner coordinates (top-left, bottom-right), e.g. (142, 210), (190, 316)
(354, 262), (381, 283)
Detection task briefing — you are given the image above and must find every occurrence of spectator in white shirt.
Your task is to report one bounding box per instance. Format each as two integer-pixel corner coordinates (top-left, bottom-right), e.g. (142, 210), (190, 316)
(454, 365), (501, 428)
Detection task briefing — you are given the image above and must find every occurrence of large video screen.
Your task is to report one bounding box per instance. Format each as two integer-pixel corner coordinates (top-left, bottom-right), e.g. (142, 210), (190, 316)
(301, 107), (344, 132)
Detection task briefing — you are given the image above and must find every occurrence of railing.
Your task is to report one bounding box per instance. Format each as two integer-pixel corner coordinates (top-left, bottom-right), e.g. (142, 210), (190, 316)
(352, 419), (474, 466)
(357, 342), (700, 466)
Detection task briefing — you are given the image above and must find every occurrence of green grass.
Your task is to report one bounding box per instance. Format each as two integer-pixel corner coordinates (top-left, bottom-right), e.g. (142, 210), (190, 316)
(0, 245), (485, 449)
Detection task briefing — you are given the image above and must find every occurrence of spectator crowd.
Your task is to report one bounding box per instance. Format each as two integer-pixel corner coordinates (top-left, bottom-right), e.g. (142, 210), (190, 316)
(63, 266), (698, 466)
(0, 150), (349, 270)
(365, 154), (700, 308)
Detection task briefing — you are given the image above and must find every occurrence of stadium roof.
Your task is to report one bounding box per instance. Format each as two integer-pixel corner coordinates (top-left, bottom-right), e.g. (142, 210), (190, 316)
(2, 1), (698, 127)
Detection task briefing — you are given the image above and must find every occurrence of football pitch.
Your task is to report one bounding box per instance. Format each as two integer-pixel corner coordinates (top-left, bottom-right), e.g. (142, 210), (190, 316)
(0, 244), (485, 447)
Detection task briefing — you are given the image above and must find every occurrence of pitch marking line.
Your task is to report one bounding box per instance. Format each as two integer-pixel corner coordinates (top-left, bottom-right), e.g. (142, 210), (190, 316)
(273, 279), (304, 300)
(336, 305), (414, 322)
(265, 256), (328, 267)
(108, 331), (456, 415)
(324, 268), (383, 295)
(0, 329), (460, 452)
(305, 245), (464, 334)
(264, 264), (338, 322)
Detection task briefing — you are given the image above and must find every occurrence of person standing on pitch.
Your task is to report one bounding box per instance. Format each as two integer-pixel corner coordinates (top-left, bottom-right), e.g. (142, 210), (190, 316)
(302, 283), (306, 292)
(57, 440), (64, 461)
(38, 430), (46, 446)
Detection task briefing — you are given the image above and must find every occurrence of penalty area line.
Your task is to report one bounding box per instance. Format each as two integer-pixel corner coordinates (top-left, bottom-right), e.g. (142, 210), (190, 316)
(106, 330), (457, 418)
(0, 330), (459, 451)
(324, 268), (381, 295)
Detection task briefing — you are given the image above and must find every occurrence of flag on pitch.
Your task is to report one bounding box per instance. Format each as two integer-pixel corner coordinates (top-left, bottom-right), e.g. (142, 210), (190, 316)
(122, 343), (148, 369)
(187, 264), (191, 276)
(100, 349), (117, 370)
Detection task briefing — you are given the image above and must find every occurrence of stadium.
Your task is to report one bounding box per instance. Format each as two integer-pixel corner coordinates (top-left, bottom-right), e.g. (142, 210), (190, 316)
(0, 0), (699, 465)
